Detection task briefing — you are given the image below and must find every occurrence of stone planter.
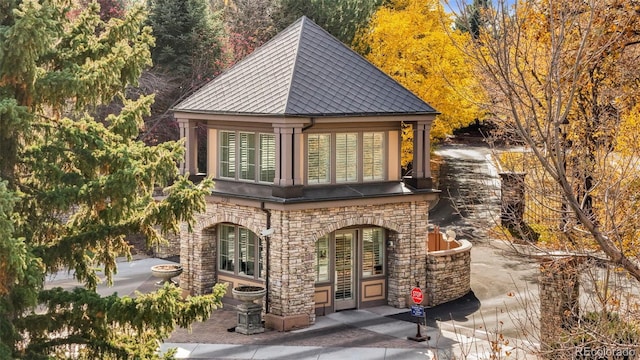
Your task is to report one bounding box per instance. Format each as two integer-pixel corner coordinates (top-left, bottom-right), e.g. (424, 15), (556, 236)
(150, 264), (183, 286)
(232, 286), (266, 302)
(232, 286), (266, 335)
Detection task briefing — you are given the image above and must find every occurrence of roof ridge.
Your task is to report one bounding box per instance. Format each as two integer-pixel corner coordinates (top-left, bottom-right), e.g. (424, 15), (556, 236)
(281, 16), (307, 115)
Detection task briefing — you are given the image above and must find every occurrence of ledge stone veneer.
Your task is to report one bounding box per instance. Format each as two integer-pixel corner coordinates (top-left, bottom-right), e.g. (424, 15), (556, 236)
(424, 240), (472, 307)
(178, 197), (431, 328)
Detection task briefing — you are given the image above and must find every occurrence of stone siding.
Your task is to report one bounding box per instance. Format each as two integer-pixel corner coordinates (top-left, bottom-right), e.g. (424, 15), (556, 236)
(425, 240), (472, 307)
(179, 197), (431, 325)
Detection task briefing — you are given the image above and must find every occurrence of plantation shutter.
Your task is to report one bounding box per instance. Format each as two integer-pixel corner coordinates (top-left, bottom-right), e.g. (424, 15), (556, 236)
(335, 133), (358, 182)
(259, 134), (276, 183)
(307, 134), (331, 184)
(363, 132), (385, 181)
(220, 131), (236, 178)
(239, 133), (255, 180)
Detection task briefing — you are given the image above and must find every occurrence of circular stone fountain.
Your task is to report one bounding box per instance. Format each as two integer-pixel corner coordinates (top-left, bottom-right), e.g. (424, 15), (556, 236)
(232, 286), (266, 335)
(150, 264), (183, 286)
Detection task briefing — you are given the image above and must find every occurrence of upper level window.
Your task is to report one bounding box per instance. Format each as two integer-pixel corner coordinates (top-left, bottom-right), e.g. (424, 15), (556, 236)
(306, 132), (385, 184)
(307, 134), (331, 184)
(363, 132), (385, 181)
(336, 133), (358, 183)
(220, 130), (275, 183)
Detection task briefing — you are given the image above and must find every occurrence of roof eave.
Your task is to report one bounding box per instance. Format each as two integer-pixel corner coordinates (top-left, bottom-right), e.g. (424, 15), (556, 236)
(172, 109), (440, 118)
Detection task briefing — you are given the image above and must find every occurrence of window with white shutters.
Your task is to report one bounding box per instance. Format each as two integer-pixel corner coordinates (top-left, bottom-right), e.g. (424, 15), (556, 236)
(335, 133), (358, 183)
(307, 134), (331, 184)
(363, 132), (385, 181)
(219, 131), (274, 183)
(362, 228), (384, 277)
(218, 224), (262, 280)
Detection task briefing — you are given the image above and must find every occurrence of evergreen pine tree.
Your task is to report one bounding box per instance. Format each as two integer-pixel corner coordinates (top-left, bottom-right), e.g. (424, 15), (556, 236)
(0, 2), (224, 358)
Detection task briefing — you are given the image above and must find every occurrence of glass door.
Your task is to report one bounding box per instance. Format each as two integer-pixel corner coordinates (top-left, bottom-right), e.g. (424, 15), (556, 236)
(334, 230), (356, 310)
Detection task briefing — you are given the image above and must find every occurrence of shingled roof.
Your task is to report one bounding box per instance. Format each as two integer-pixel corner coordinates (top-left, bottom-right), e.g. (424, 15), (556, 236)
(174, 16), (438, 117)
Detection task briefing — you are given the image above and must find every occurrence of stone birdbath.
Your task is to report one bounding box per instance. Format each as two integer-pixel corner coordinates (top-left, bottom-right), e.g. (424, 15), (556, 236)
(232, 285), (266, 335)
(150, 264), (183, 286)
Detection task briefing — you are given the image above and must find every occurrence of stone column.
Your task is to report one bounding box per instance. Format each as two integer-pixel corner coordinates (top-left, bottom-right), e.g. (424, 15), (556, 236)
(264, 210), (313, 331)
(387, 201), (429, 308)
(499, 172), (526, 228)
(180, 226), (216, 296)
(538, 256), (582, 356)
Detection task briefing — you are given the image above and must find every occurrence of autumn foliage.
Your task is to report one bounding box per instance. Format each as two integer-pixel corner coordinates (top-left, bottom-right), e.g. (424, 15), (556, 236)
(360, 0), (485, 142)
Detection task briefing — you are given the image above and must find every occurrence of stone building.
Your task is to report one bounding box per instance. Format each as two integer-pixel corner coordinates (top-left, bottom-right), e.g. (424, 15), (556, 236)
(173, 16), (440, 331)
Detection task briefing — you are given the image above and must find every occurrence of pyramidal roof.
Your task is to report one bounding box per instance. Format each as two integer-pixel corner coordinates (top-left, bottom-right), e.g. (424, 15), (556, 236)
(174, 16), (438, 117)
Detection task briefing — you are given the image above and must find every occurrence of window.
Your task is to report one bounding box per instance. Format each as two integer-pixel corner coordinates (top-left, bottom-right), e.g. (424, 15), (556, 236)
(362, 228), (384, 277)
(363, 132), (385, 181)
(220, 131), (236, 178)
(335, 133), (358, 183)
(307, 134), (331, 184)
(219, 224), (235, 272)
(239, 133), (255, 180)
(218, 224), (263, 279)
(220, 131), (275, 183)
(306, 132), (386, 184)
(315, 236), (329, 282)
(260, 134), (275, 182)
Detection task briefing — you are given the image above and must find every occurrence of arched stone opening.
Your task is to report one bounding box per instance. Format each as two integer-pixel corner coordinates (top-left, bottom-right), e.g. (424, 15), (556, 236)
(312, 225), (397, 316)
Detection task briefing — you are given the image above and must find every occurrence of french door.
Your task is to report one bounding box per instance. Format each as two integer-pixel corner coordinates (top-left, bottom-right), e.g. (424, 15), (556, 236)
(334, 230), (356, 310)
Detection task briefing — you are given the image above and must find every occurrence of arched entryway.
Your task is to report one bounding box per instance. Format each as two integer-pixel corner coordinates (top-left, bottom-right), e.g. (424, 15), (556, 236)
(314, 226), (389, 315)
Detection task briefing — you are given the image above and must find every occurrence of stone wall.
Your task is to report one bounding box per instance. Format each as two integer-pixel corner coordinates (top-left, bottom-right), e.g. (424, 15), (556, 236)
(179, 196), (432, 327)
(425, 240), (472, 307)
(153, 231), (181, 259)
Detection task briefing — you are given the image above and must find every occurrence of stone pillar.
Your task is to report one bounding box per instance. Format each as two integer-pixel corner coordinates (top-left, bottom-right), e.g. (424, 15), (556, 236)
(499, 172), (526, 228)
(538, 256), (582, 356)
(264, 210), (313, 331)
(180, 226), (216, 296)
(386, 201), (429, 308)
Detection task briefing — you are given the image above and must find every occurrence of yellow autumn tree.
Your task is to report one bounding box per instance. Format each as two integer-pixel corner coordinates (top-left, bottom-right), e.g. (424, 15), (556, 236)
(359, 0), (485, 166)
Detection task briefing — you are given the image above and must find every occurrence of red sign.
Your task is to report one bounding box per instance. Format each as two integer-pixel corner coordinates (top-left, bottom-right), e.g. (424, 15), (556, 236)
(411, 287), (423, 304)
